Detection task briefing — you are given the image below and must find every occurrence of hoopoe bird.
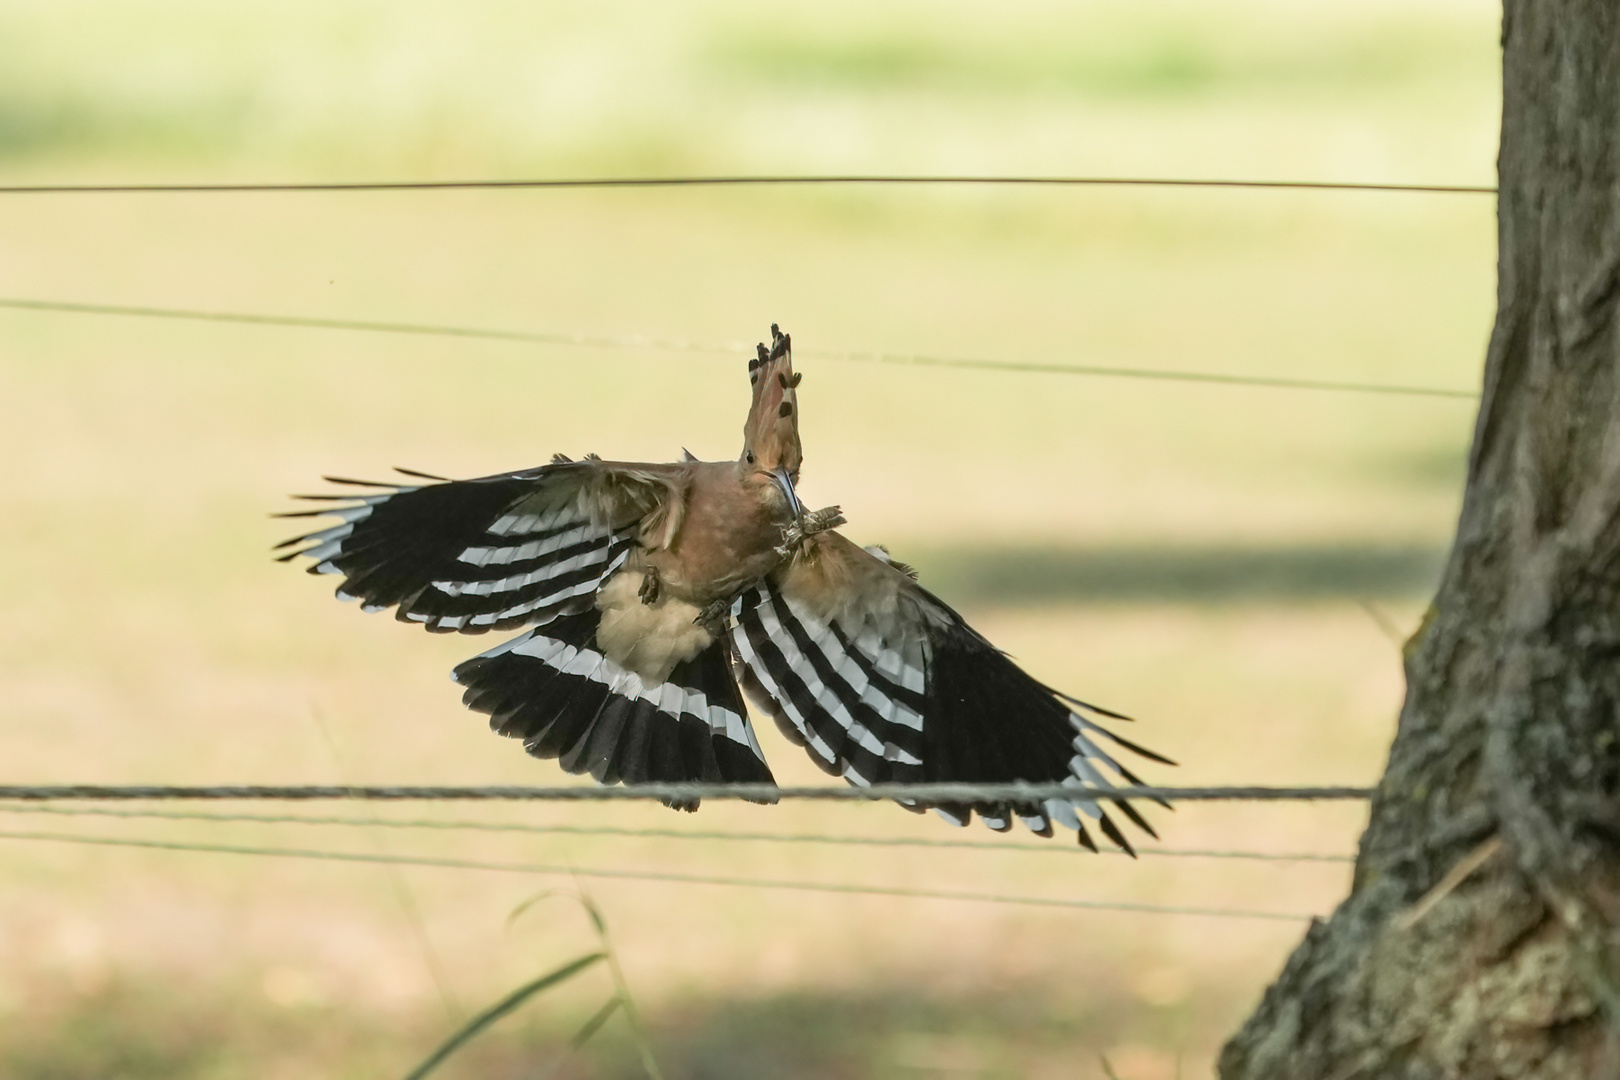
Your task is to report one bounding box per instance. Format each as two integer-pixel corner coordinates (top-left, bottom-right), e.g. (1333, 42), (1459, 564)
(277, 326), (1170, 851)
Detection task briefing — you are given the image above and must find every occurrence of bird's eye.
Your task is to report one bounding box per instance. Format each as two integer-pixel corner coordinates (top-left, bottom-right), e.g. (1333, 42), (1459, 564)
(745, 451), (756, 465)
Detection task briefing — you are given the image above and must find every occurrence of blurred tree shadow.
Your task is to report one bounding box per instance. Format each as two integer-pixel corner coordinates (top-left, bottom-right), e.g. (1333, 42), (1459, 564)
(3, 975), (1212, 1080)
(904, 542), (1445, 606)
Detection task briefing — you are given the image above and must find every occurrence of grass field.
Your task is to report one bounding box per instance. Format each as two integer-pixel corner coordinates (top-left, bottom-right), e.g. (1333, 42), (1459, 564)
(0, 2), (1500, 1076)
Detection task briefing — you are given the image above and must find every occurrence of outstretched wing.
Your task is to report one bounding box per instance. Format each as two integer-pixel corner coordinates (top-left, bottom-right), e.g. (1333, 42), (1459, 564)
(275, 460), (680, 633)
(279, 459), (776, 803)
(727, 532), (1171, 850)
(451, 604), (776, 807)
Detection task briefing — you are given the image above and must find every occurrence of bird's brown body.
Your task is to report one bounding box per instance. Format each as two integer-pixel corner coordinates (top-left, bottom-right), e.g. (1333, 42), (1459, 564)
(594, 459), (802, 683)
(279, 325), (1169, 849)
(641, 460), (794, 606)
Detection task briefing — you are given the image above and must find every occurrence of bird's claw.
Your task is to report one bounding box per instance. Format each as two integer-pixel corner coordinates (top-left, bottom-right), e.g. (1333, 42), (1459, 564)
(638, 565), (662, 606)
(693, 596), (733, 634)
(776, 505), (846, 558)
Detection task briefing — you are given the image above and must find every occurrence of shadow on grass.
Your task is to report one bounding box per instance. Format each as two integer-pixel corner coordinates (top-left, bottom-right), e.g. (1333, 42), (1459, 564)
(592, 985), (1174, 1080)
(3, 976), (1210, 1080)
(904, 541), (1446, 606)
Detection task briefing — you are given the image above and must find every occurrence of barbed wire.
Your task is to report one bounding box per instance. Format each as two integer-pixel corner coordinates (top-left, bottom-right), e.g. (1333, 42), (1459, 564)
(0, 804), (1356, 863)
(0, 782), (1373, 803)
(0, 827), (1319, 922)
(0, 297), (1480, 400)
(0, 174), (1496, 196)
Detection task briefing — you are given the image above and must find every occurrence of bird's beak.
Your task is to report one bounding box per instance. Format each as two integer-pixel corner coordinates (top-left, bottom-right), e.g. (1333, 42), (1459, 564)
(769, 466), (804, 517)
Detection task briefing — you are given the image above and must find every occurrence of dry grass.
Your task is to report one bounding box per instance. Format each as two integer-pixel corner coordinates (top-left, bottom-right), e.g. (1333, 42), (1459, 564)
(0, 1), (1498, 1076)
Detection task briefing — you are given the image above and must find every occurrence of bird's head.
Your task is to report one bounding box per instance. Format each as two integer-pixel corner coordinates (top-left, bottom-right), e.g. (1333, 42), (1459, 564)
(741, 324), (805, 517)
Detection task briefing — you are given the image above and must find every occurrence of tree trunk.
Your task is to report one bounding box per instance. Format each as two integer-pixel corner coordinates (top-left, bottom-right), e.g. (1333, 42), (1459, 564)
(1219, 3), (1620, 1078)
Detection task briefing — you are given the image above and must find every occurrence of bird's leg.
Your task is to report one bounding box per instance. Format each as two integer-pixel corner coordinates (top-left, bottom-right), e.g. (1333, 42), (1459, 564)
(638, 564), (662, 606)
(693, 595), (734, 635)
(776, 505), (846, 558)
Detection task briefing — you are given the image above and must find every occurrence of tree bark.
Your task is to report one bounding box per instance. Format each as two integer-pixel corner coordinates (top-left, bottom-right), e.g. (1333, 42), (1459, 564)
(1219, 3), (1620, 1078)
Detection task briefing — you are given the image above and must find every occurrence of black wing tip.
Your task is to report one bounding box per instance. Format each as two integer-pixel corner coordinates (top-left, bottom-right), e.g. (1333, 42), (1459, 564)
(271, 527), (332, 550)
(1097, 812), (1136, 857)
(393, 466), (453, 482)
(1106, 731), (1177, 767)
(1109, 797), (1160, 841)
(321, 474), (404, 489)
(1054, 689), (1134, 723)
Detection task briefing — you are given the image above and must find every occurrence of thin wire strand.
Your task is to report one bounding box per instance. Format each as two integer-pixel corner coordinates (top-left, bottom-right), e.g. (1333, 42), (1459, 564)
(0, 297), (1480, 400)
(0, 783), (1375, 803)
(0, 174), (1497, 196)
(0, 828), (1316, 922)
(0, 804), (1355, 864)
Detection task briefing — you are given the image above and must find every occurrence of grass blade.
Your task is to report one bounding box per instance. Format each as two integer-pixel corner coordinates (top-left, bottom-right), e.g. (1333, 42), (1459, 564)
(401, 952), (606, 1080)
(534, 996), (623, 1079)
(506, 886), (663, 1079)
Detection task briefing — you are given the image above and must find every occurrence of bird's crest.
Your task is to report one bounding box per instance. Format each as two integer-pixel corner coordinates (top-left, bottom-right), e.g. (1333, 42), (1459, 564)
(742, 324), (803, 475)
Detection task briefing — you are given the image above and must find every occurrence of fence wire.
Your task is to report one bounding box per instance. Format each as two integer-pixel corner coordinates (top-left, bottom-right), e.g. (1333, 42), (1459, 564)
(0, 804), (1356, 864)
(0, 296), (1481, 400)
(0, 827), (1320, 923)
(0, 783), (1374, 803)
(0, 174), (1496, 196)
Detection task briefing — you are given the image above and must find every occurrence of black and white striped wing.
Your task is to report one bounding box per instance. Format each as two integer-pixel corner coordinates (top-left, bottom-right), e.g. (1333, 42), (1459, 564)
(275, 465), (662, 633)
(728, 536), (1170, 850)
(453, 606), (776, 806)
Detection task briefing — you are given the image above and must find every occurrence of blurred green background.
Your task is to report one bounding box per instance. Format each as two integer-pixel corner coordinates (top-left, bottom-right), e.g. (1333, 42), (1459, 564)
(0, 1), (1498, 1077)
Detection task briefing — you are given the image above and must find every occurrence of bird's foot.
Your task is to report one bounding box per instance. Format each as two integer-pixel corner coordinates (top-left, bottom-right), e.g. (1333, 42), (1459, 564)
(776, 505), (846, 558)
(638, 565), (662, 606)
(693, 596), (733, 634)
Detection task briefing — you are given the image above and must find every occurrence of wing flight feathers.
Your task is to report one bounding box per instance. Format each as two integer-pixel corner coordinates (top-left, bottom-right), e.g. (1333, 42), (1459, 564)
(453, 606), (776, 807)
(728, 532), (1166, 850)
(276, 461), (680, 633)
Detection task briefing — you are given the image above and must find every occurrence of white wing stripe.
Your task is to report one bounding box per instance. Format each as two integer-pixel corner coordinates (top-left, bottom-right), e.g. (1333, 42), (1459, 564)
(301, 537), (349, 563)
(462, 628), (536, 662)
(754, 595), (915, 765)
(1041, 798), (1085, 831)
(1064, 759), (1109, 820)
(498, 629), (756, 752)
(457, 545), (629, 627)
(729, 620), (839, 766)
(780, 596), (924, 732)
(433, 544), (610, 598)
(488, 506), (571, 537)
(840, 764), (872, 787)
(464, 576), (598, 626)
(298, 522), (354, 548)
(457, 523), (596, 567)
(854, 627), (926, 694)
(712, 701), (766, 758)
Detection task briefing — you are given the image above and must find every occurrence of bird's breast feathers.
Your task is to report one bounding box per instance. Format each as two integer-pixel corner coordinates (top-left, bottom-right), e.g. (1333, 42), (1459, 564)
(594, 567), (712, 683)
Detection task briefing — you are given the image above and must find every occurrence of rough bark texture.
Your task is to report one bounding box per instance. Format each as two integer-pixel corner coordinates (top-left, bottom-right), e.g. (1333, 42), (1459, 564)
(1219, 4), (1620, 1078)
